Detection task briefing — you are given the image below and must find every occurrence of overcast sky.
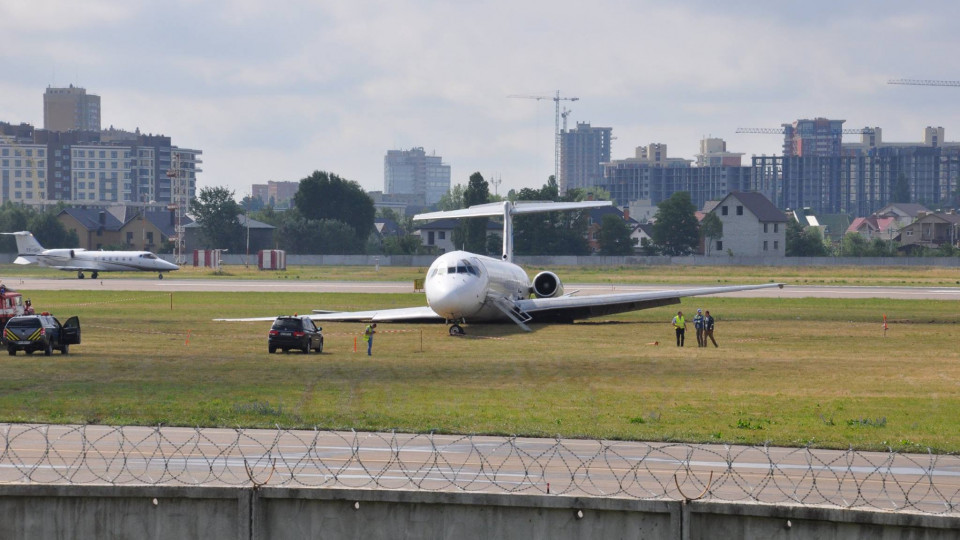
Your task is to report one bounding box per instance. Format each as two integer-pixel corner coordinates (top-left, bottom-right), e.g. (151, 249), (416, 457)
(3, 1), (960, 198)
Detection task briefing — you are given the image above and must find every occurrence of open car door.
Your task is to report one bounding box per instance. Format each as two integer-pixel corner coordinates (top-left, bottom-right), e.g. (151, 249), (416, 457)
(62, 316), (81, 345)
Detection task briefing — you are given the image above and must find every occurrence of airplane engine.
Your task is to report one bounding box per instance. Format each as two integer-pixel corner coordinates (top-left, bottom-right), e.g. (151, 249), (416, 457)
(531, 271), (564, 298)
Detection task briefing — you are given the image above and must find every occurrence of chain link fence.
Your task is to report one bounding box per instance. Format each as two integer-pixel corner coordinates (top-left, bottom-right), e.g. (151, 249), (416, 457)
(1, 424), (958, 515)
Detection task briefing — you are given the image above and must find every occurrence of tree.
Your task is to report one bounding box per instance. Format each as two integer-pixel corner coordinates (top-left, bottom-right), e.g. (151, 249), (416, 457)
(651, 191), (699, 256)
(275, 214), (356, 254)
(190, 186), (244, 251)
(699, 212), (723, 256)
(512, 176), (591, 256)
(598, 213), (636, 255)
(437, 184), (466, 210)
(785, 219), (829, 257)
(27, 211), (78, 249)
(293, 171), (375, 242)
(460, 172), (491, 253)
(891, 173), (911, 204)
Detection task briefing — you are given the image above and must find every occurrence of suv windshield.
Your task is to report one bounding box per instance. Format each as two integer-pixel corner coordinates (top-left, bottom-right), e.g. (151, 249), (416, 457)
(6, 318), (40, 328)
(271, 319), (301, 331)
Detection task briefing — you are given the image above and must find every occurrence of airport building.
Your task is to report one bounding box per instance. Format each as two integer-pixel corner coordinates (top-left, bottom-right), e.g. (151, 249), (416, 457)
(384, 147), (451, 206)
(559, 122), (612, 194)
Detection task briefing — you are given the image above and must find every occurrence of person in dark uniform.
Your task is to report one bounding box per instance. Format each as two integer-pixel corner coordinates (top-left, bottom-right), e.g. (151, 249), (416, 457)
(693, 308), (705, 347)
(704, 310), (718, 347)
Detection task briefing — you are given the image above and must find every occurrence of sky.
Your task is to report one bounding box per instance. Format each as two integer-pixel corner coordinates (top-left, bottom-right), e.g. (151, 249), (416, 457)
(3, 1), (960, 199)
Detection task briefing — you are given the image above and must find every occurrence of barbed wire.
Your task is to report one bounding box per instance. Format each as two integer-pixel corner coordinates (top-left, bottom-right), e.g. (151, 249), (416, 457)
(1, 424), (958, 515)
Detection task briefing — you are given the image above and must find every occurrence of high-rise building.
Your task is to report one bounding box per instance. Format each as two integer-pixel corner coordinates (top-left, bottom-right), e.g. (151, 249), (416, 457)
(1, 122), (200, 206)
(384, 147), (450, 206)
(559, 123), (612, 193)
(252, 180), (299, 208)
(782, 118), (844, 157)
(43, 85), (101, 132)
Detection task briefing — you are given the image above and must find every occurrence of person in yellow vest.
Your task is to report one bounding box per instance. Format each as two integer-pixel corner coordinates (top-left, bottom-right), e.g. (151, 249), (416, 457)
(363, 323), (377, 356)
(671, 310), (686, 347)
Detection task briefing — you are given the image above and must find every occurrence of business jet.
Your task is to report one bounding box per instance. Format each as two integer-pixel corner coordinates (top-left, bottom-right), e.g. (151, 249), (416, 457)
(3, 231), (179, 279)
(217, 201), (783, 334)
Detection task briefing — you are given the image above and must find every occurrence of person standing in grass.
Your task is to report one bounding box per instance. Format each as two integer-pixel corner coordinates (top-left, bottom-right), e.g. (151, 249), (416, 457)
(693, 308), (705, 347)
(363, 323), (377, 356)
(704, 310), (718, 347)
(672, 310), (686, 347)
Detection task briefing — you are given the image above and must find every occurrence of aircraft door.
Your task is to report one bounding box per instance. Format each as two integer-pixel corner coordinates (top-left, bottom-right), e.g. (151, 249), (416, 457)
(62, 316), (82, 345)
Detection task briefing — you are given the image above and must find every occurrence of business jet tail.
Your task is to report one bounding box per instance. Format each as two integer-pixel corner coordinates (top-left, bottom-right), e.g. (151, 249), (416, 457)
(1, 231), (44, 264)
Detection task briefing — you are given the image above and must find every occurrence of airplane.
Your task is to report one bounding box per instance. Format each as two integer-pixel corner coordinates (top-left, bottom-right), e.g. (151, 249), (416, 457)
(2, 231), (179, 279)
(216, 200), (783, 334)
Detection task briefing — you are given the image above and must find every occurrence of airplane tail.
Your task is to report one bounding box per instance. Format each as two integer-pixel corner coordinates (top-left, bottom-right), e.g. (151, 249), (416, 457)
(1, 231), (44, 264)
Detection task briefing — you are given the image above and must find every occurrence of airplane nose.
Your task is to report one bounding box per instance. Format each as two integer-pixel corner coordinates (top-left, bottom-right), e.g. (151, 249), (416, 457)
(426, 276), (484, 319)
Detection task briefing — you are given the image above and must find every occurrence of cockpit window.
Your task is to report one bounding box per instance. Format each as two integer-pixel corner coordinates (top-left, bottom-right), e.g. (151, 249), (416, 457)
(140, 253), (157, 259)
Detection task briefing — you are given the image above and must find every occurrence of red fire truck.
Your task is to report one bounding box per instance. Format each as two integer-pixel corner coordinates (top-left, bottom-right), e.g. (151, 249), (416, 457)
(0, 285), (26, 327)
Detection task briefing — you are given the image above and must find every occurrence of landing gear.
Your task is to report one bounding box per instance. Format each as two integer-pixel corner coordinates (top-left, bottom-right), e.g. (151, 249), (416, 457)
(77, 271), (85, 279)
(158, 273), (164, 280)
(91, 271), (99, 279)
(449, 324), (465, 336)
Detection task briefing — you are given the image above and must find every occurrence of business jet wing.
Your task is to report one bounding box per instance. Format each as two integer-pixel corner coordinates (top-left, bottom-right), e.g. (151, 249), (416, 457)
(214, 305), (443, 323)
(514, 283), (784, 322)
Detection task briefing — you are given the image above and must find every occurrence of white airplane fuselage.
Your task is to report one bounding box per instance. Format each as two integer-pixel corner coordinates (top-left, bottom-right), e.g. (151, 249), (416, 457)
(424, 250), (530, 322)
(35, 249), (180, 274)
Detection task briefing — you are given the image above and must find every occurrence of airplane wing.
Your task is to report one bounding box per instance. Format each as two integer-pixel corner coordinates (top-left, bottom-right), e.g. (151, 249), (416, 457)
(215, 305), (443, 323)
(515, 283), (784, 323)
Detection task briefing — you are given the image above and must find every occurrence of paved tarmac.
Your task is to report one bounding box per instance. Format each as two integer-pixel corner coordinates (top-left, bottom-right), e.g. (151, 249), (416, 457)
(5, 276), (960, 299)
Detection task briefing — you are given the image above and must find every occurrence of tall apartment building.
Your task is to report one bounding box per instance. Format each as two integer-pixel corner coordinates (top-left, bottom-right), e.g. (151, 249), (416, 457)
(43, 85), (101, 132)
(384, 147), (450, 206)
(252, 180), (299, 208)
(782, 118), (844, 157)
(751, 125), (960, 215)
(559, 122), (612, 193)
(601, 141), (750, 210)
(1, 121), (200, 206)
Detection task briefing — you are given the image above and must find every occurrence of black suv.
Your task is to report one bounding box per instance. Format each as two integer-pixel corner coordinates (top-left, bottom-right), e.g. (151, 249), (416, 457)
(3, 314), (81, 356)
(268, 316), (323, 354)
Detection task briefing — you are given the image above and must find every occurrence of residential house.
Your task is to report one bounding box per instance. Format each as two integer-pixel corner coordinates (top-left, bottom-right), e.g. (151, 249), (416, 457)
(58, 208), (124, 250)
(183, 214), (276, 253)
(846, 216), (898, 242)
(706, 191), (787, 257)
(586, 206), (641, 253)
(119, 209), (193, 252)
(414, 217), (501, 254)
(897, 212), (960, 252)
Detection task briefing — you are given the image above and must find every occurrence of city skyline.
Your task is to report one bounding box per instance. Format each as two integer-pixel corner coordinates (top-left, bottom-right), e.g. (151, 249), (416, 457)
(3, 1), (960, 197)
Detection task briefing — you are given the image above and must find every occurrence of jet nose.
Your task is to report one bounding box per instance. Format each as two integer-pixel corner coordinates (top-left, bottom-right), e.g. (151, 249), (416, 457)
(162, 259), (179, 271)
(426, 275), (485, 319)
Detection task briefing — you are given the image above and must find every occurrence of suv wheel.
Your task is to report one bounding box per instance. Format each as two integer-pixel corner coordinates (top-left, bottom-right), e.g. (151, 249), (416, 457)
(302, 340), (310, 354)
(61, 343), (70, 355)
(44, 342), (52, 356)
(315, 340), (323, 354)
(268, 345), (276, 354)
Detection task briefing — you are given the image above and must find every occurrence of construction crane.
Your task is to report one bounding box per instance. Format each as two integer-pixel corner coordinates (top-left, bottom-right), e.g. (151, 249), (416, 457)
(888, 79), (960, 87)
(508, 91), (579, 183)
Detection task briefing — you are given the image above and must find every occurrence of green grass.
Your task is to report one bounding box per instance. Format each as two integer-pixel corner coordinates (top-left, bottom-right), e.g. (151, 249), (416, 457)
(2, 288), (958, 453)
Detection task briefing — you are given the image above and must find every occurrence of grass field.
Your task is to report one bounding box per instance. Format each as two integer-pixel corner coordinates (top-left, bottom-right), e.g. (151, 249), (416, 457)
(2, 286), (958, 453)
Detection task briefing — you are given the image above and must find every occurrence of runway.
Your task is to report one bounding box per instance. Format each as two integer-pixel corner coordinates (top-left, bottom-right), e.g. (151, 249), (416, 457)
(5, 276), (960, 299)
(1, 424), (957, 514)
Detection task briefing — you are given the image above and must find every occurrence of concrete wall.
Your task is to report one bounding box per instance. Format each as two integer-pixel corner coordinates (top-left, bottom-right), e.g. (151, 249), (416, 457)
(1, 484), (958, 540)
